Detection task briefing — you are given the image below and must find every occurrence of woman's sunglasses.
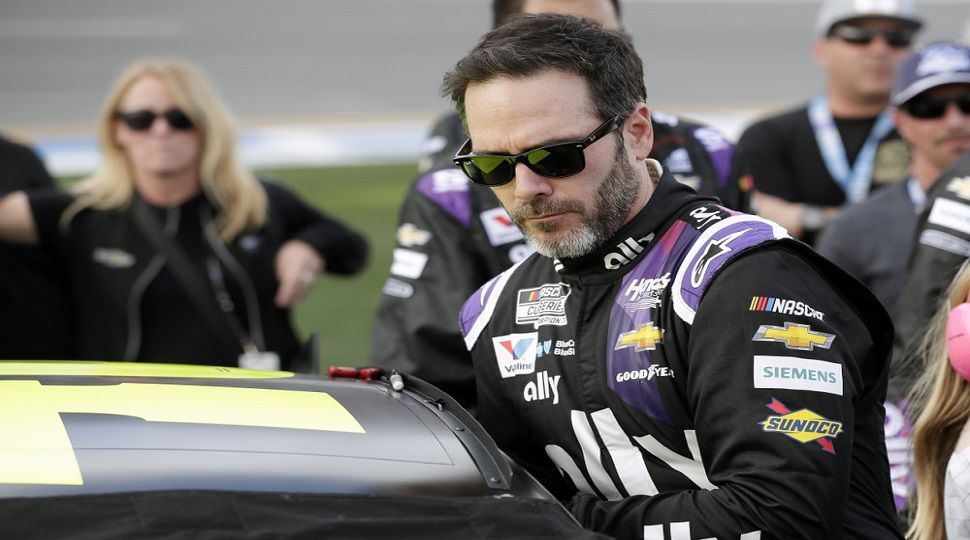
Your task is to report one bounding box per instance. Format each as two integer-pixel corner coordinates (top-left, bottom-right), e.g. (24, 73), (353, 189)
(115, 108), (195, 131)
(828, 25), (915, 49)
(902, 94), (970, 120)
(452, 115), (625, 186)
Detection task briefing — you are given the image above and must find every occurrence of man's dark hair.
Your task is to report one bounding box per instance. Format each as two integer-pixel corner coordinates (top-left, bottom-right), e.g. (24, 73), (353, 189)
(492, 0), (622, 29)
(442, 13), (645, 125)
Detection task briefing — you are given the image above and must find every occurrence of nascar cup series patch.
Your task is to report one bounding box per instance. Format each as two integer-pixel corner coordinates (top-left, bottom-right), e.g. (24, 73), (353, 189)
(759, 398), (842, 454)
(516, 283), (570, 328)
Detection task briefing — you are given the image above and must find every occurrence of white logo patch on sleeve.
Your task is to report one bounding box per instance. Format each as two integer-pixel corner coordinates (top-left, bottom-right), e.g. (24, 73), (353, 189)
(754, 356), (843, 396)
(390, 249), (428, 279)
(928, 198), (970, 236)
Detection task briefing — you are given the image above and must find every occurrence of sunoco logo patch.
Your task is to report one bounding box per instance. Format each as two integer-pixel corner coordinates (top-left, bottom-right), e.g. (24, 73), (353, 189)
(516, 283), (570, 328)
(759, 398), (842, 454)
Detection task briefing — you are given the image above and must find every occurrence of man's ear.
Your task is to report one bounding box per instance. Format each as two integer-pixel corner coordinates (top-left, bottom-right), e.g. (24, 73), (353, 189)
(624, 102), (653, 160)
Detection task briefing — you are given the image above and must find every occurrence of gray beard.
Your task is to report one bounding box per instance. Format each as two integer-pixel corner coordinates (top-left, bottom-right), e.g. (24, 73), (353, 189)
(510, 140), (641, 260)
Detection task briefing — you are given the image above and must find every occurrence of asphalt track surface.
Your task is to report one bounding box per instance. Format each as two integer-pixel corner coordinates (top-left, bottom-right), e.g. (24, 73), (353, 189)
(1, 0), (967, 170)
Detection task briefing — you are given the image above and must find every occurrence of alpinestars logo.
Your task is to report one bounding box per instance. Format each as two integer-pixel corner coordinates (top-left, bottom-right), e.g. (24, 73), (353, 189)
(492, 333), (538, 379)
(690, 228), (749, 288)
(603, 235), (654, 270)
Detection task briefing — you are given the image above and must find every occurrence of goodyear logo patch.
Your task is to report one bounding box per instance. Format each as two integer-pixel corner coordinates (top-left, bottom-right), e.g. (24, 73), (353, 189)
(759, 398), (842, 454)
(749, 296), (825, 321)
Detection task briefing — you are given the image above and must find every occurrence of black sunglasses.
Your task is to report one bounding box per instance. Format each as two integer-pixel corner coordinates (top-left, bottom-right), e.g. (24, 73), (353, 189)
(452, 115), (625, 186)
(828, 25), (915, 49)
(902, 94), (970, 119)
(115, 108), (195, 131)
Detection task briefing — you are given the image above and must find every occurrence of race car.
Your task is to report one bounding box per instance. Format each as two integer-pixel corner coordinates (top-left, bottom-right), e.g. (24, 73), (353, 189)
(0, 361), (605, 539)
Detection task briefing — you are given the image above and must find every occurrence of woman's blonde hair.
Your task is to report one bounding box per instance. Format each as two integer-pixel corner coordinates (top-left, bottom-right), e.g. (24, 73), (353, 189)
(65, 58), (266, 240)
(908, 260), (970, 539)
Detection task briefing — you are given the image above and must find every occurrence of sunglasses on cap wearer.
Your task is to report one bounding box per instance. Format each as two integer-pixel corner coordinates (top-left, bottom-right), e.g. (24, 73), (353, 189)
(115, 108), (195, 131)
(452, 114), (625, 187)
(902, 94), (970, 119)
(828, 25), (916, 49)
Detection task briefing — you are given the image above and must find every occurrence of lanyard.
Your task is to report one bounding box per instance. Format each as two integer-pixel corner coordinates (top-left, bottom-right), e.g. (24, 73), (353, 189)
(808, 94), (895, 204)
(205, 256), (260, 355)
(906, 176), (926, 213)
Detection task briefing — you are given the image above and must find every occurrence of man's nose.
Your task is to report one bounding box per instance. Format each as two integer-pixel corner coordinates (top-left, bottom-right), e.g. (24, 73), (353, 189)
(512, 162), (554, 201)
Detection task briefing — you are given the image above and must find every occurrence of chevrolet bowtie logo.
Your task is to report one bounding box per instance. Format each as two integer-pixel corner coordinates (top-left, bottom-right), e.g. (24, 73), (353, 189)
(396, 223), (432, 247)
(614, 323), (664, 352)
(753, 322), (835, 351)
(947, 176), (970, 200)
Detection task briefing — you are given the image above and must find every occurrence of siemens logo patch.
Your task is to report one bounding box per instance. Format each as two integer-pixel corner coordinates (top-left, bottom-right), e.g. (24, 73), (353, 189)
(754, 356), (843, 396)
(749, 296), (824, 321)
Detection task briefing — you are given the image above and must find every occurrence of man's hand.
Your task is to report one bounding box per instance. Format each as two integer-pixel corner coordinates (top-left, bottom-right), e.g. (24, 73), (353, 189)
(750, 191), (838, 241)
(274, 239), (325, 308)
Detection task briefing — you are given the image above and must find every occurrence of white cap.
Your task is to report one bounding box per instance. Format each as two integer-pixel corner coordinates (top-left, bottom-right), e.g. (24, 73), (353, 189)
(815, 0), (922, 37)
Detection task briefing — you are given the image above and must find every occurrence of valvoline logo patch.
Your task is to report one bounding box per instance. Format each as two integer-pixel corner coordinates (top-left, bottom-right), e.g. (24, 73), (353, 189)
(481, 207), (525, 246)
(492, 332), (538, 379)
(759, 398), (842, 454)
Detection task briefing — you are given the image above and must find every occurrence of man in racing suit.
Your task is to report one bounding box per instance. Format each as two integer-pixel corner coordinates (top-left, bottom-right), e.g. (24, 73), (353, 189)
(893, 150), (970, 377)
(450, 14), (899, 538)
(370, 0), (743, 408)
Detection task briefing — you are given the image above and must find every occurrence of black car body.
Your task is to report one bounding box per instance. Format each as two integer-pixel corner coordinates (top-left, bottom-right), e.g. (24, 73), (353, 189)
(0, 361), (606, 539)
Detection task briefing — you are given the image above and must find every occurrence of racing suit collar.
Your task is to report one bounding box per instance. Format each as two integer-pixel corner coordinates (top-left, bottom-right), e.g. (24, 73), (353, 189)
(555, 164), (716, 278)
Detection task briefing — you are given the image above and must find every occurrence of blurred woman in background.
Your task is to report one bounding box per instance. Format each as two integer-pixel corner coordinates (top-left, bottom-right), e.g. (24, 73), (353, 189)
(909, 260), (970, 539)
(0, 58), (367, 369)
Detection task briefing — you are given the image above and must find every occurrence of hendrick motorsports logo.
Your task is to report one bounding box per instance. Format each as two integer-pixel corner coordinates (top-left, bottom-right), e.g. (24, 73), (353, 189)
(623, 273), (670, 311)
(759, 398), (842, 454)
(516, 283), (571, 328)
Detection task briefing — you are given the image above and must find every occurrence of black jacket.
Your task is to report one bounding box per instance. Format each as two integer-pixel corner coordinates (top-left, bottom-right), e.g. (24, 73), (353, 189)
(28, 180), (367, 368)
(0, 135), (76, 359)
(891, 150), (970, 392)
(460, 164), (899, 539)
(370, 111), (745, 406)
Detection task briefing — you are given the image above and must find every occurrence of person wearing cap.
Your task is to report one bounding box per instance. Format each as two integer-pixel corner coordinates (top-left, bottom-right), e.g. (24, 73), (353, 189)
(891, 41), (970, 370)
(370, 0), (743, 410)
(814, 40), (970, 514)
(736, 0), (922, 244)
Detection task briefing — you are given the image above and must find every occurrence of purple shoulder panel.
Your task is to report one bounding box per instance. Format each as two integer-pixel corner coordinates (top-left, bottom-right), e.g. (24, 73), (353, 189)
(606, 221), (700, 425)
(459, 274), (499, 337)
(673, 216), (786, 323)
(416, 168), (473, 228)
(693, 126), (734, 190)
